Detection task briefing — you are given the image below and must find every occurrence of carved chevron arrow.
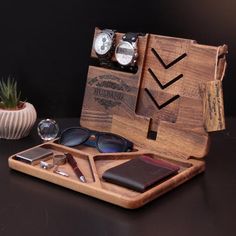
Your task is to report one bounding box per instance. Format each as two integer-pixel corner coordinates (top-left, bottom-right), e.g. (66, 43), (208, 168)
(151, 48), (187, 69)
(144, 88), (180, 110)
(148, 68), (183, 89)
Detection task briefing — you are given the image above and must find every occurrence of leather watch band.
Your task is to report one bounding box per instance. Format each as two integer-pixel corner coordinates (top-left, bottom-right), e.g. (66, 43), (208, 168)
(99, 56), (114, 68)
(122, 32), (139, 43)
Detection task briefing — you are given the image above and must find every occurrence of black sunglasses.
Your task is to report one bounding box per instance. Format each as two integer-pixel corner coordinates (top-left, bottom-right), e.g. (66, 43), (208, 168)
(58, 127), (133, 153)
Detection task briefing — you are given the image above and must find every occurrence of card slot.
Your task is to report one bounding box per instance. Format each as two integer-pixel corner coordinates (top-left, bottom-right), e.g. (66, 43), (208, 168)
(142, 153), (193, 170)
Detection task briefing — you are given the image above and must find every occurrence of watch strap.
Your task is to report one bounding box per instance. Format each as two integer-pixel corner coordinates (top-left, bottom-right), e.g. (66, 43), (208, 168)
(122, 32), (139, 43)
(96, 29), (116, 68)
(99, 56), (115, 69)
(103, 29), (116, 39)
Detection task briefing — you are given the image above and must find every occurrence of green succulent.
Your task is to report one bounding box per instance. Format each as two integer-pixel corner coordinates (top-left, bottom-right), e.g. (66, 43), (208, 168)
(0, 77), (22, 109)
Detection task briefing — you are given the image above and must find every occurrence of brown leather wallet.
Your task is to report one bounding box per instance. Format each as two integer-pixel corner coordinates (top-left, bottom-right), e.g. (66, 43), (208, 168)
(102, 155), (180, 192)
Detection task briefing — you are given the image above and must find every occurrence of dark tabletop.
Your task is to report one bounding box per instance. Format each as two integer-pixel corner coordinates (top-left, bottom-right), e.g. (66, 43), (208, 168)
(1, 118), (236, 236)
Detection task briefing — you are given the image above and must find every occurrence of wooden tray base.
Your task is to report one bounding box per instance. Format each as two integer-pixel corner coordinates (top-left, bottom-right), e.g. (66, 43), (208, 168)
(8, 28), (225, 208)
(8, 142), (205, 209)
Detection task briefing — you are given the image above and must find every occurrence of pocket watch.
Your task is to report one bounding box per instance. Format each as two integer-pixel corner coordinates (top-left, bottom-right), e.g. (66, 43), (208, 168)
(93, 29), (116, 68)
(115, 32), (139, 69)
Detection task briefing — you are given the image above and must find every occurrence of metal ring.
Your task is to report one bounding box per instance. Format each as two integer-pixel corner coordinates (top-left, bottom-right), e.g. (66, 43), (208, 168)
(53, 154), (67, 166)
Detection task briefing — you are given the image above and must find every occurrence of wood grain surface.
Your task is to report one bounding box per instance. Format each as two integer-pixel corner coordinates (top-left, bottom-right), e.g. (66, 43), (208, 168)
(200, 80), (225, 132)
(81, 28), (227, 159)
(8, 28), (227, 208)
(8, 142), (205, 209)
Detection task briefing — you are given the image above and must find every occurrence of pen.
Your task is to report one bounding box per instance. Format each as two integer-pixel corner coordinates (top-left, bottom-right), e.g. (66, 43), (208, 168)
(65, 153), (87, 183)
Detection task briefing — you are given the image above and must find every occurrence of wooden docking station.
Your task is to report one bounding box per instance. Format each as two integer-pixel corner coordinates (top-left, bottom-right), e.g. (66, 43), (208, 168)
(9, 28), (228, 209)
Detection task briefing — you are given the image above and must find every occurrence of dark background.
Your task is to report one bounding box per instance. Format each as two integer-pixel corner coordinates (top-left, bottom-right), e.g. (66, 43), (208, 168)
(0, 0), (235, 118)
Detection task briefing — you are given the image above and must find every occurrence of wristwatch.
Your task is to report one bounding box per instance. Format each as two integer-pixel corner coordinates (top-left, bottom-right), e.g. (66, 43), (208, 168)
(93, 29), (116, 68)
(115, 32), (139, 69)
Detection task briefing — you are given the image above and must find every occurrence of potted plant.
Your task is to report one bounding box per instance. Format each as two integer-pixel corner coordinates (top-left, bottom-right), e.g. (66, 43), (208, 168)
(0, 77), (37, 139)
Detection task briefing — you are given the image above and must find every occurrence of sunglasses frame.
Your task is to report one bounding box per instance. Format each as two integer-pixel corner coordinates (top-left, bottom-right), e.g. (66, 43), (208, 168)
(58, 127), (133, 153)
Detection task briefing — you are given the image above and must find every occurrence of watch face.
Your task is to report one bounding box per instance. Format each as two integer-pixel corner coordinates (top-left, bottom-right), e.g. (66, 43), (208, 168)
(94, 32), (112, 56)
(115, 41), (135, 66)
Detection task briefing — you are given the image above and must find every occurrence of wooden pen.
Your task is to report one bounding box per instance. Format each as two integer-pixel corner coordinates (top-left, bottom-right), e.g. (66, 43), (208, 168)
(65, 153), (87, 183)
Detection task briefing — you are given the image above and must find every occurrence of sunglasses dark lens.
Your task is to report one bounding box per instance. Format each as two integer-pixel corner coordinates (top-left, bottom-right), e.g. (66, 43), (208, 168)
(59, 128), (89, 147)
(97, 134), (126, 153)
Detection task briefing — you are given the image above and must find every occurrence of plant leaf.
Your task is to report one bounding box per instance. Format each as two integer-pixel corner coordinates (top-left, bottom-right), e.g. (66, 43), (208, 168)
(0, 76), (21, 109)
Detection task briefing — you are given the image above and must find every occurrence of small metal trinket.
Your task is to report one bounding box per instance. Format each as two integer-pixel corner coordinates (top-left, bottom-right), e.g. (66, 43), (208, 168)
(40, 161), (54, 170)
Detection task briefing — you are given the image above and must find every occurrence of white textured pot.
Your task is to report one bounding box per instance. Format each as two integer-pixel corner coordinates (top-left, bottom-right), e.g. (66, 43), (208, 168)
(0, 102), (37, 139)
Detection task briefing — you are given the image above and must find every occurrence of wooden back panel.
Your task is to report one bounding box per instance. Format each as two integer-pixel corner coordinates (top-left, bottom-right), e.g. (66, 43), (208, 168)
(137, 35), (227, 132)
(80, 29), (149, 131)
(80, 28), (227, 159)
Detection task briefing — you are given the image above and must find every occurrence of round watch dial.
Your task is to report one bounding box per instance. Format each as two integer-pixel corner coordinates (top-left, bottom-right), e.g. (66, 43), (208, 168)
(94, 32), (112, 56)
(115, 41), (135, 66)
